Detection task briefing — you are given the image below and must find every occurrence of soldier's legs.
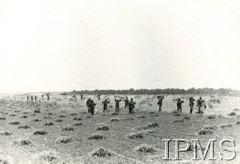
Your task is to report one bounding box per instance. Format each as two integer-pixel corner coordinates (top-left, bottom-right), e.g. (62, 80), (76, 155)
(129, 108), (132, 114)
(159, 105), (162, 111)
(91, 108), (94, 115)
(198, 106), (201, 113)
(190, 105), (193, 114)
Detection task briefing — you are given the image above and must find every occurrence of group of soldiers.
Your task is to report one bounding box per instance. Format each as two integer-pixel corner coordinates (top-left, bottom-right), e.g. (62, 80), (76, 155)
(86, 96), (136, 115)
(85, 95), (206, 115)
(26, 94), (50, 102)
(157, 96), (205, 114)
(86, 98), (97, 115)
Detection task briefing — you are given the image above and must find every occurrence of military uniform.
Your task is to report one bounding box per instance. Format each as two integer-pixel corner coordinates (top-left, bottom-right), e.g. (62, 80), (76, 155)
(46, 94), (50, 101)
(129, 99), (136, 114)
(102, 100), (110, 113)
(89, 101), (96, 115)
(157, 96), (164, 111)
(177, 98), (184, 113)
(115, 99), (121, 113)
(124, 97), (129, 109)
(197, 97), (204, 113)
(35, 96), (38, 102)
(86, 98), (92, 113)
(189, 97), (195, 114)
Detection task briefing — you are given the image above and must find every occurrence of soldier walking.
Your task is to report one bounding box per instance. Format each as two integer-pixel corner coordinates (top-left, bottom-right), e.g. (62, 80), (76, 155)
(89, 100), (96, 115)
(157, 95), (164, 111)
(197, 97), (204, 113)
(189, 96), (195, 114)
(31, 96), (34, 101)
(86, 98), (92, 113)
(97, 94), (101, 100)
(177, 98), (184, 114)
(102, 99), (110, 113)
(124, 97), (129, 109)
(115, 99), (121, 114)
(46, 94), (50, 101)
(128, 98), (136, 114)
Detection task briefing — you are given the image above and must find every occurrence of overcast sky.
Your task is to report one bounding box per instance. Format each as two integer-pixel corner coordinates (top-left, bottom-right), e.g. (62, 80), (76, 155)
(0, 0), (240, 92)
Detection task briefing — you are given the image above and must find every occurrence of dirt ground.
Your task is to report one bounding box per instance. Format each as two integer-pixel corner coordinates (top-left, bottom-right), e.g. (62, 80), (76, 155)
(0, 94), (239, 164)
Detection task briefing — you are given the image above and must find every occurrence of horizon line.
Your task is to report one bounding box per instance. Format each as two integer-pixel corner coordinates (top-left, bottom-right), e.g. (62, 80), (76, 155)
(0, 87), (239, 94)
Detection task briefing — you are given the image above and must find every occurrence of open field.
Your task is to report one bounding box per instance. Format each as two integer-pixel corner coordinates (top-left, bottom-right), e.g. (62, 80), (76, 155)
(0, 94), (240, 163)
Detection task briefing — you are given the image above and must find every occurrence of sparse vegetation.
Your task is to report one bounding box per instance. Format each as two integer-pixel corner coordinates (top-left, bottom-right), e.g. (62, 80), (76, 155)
(62, 127), (74, 131)
(9, 121), (20, 125)
(0, 93), (240, 163)
(228, 112), (236, 116)
(18, 125), (31, 129)
(128, 132), (144, 139)
(88, 134), (105, 140)
(55, 136), (73, 144)
(0, 131), (12, 136)
(96, 126), (109, 131)
(198, 129), (214, 135)
(134, 144), (158, 153)
(73, 122), (83, 126)
(54, 119), (63, 122)
(207, 115), (216, 119)
(13, 139), (31, 146)
(33, 130), (47, 135)
(89, 147), (116, 157)
(44, 122), (54, 126)
(73, 117), (82, 121)
(110, 118), (120, 122)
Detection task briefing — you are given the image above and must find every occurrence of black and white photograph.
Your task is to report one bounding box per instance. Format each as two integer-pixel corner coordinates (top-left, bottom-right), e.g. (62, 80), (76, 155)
(0, 0), (240, 163)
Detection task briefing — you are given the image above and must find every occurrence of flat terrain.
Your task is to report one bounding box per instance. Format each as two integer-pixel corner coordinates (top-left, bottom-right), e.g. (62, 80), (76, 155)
(0, 94), (239, 163)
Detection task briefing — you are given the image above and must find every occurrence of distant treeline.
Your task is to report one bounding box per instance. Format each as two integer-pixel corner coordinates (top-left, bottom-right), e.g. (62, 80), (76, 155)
(69, 88), (240, 95)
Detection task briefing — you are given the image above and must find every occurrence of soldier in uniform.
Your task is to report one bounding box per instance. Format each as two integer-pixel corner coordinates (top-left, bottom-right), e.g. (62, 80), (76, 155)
(124, 97), (129, 109)
(157, 95), (164, 111)
(89, 100), (96, 115)
(31, 96), (34, 102)
(177, 98), (184, 114)
(80, 94), (84, 100)
(197, 97), (204, 113)
(102, 99), (110, 113)
(46, 94), (50, 101)
(128, 98), (136, 114)
(189, 96), (195, 114)
(27, 95), (29, 101)
(34, 96), (38, 102)
(115, 99), (121, 114)
(86, 98), (92, 113)
(98, 94), (101, 100)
